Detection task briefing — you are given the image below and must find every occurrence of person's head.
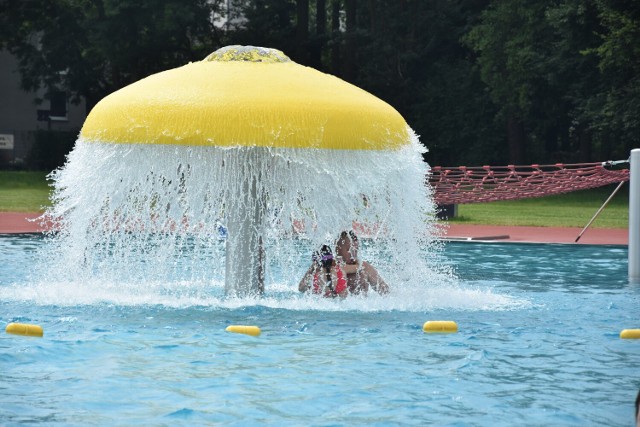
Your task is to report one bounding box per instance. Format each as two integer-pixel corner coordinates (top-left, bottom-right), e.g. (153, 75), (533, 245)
(336, 230), (359, 264)
(312, 245), (334, 271)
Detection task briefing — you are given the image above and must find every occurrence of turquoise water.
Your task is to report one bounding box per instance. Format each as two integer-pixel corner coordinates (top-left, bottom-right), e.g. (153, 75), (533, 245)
(1, 234), (638, 426)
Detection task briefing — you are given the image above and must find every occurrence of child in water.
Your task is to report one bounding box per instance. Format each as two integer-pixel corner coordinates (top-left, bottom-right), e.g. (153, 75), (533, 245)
(298, 245), (348, 298)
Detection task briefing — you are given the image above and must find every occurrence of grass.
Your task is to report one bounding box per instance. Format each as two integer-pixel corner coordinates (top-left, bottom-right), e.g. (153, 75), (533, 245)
(449, 183), (628, 228)
(0, 171), (630, 228)
(0, 171), (53, 212)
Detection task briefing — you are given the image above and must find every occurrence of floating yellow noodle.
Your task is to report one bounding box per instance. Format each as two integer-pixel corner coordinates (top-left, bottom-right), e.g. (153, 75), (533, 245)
(225, 325), (262, 337)
(5, 322), (44, 337)
(620, 329), (640, 339)
(423, 320), (458, 334)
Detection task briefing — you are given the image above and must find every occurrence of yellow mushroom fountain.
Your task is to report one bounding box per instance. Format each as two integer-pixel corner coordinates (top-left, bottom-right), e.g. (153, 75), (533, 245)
(45, 45), (437, 297)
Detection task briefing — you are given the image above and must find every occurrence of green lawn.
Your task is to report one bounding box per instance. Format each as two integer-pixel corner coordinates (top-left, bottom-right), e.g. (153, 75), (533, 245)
(0, 171), (53, 212)
(0, 171), (630, 228)
(449, 183), (628, 228)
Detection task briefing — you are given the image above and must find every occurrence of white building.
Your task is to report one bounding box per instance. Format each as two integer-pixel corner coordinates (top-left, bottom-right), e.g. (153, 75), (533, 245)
(0, 49), (86, 169)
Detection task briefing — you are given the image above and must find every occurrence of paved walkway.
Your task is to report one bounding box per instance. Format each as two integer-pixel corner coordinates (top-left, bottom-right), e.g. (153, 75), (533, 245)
(440, 223), (627, 245)
(0, 212), (629, 245)
(1, 212), (50, 233)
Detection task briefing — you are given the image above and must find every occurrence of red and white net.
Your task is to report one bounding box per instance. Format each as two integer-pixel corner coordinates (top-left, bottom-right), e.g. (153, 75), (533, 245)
(429, 161), (629, 205)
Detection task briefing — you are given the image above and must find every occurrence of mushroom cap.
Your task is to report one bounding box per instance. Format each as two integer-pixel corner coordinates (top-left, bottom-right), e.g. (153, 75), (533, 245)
(80, 46), (409, 150)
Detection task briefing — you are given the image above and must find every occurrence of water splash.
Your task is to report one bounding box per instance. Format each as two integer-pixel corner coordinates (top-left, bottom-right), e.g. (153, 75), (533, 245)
(33, 45), (471, 303)
(1, 278), (529, 312)
(37, 130), (458, 301)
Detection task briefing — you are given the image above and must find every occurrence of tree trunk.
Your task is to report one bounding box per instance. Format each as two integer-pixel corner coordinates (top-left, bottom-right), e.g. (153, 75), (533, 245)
(297, 0), (309, 64)
(506, 114), (526, 164)
(310, 0), (326, 69)
(331, 0), (341, 76)
(344, 0), (356, 81)
(578, 127), (592, 162)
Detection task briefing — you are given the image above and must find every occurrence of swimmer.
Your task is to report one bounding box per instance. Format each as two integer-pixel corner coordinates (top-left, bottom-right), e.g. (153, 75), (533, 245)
(298, 245), (348, 298)
(335, 230), (389, 295)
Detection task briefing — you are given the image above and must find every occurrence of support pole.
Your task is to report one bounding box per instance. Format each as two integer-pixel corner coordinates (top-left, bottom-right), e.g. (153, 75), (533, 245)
(575, 180), (625, 242)
(225, 149), (266, 297)
(629, 149), (640, 281)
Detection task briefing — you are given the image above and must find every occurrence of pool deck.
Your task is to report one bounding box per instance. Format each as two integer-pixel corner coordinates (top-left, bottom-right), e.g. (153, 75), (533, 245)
(438, 223), (627, 245)
(1, 212), (53, 234)
(0, 212), (629, 245)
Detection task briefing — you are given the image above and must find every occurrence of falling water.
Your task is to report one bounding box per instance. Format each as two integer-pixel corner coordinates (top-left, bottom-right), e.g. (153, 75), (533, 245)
(38, 129), (455, 300)
(30, 45), (488, 306)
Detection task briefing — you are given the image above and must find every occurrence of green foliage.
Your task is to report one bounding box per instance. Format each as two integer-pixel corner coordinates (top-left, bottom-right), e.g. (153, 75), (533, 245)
(464, 0), (639, 163)
(1, 0), (638, 166)
(587, 0), (640, 157)
(465, 1), (546, 115)
(28, 130), (77, 171)
(230, 0), (298, 61)
(465, 1), (587, 163)
(0, 0), (224, 110)
(337, 0), (503, 165)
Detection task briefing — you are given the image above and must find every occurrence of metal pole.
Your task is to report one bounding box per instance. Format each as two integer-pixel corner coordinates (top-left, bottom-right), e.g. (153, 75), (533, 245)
(629, 149), (640, 281)
(575, 180), (625, 242)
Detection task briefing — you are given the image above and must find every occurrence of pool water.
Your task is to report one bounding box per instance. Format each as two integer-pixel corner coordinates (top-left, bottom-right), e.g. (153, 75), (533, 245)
(1, 234), (638, 426)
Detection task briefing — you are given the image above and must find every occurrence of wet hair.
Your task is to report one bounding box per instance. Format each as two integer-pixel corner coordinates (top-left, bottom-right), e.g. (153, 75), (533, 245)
(636, 389), (640, 420)
(339, 230), (358, 242)
(312, 245), (334, 291)
(312, 245), (333, 268)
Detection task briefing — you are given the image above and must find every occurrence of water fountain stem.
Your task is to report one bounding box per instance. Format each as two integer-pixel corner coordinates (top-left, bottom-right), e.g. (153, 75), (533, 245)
(224, 149), (267, 296)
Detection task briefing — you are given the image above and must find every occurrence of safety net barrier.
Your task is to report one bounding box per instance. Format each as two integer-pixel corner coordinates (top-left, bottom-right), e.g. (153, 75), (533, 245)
(429, 161), (629, 205)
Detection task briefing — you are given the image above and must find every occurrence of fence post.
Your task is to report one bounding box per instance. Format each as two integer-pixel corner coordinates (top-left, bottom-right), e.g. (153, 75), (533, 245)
(629, 149), (640, 281)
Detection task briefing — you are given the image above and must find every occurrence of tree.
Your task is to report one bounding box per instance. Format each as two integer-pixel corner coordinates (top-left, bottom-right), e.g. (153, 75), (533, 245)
(464, 0), (556, 164)
(296, 0), (309, 63)
(8, 0), (630, 166)
(343, 0), (500, 165)
(588, 0), (640, 158)
(0, 0), (223, 112)
(463, 0), (623, 164)
(543, 1), (604, 162)
(230, 0), (298, 62)
(309, 0), (326, 69)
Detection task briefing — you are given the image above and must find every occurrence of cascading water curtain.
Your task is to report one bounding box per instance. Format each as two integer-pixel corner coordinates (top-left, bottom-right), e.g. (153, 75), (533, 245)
(40, 130), (448, 297)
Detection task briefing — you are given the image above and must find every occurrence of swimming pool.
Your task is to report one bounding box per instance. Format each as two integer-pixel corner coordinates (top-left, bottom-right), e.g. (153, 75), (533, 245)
(1, 234), (637, 426)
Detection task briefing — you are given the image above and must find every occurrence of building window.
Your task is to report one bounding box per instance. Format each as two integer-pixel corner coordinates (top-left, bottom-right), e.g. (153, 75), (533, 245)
(49, 90), (68, 121)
